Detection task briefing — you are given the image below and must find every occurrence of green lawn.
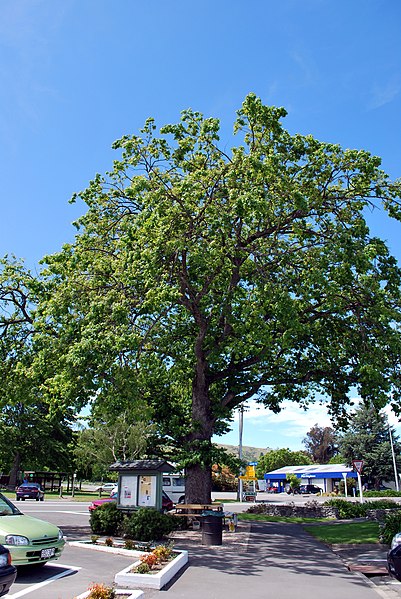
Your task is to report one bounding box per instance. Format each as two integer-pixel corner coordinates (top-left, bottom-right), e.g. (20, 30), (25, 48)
(303, 521), (380, 545)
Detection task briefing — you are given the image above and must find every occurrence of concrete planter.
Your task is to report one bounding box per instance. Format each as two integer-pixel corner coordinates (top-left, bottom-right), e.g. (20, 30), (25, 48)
(114, 550), (188, 590)
(69, 540), (144, 558)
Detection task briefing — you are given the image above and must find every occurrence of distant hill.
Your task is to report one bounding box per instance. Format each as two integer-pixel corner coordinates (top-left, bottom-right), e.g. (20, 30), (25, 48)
(217, 443), (269, 463)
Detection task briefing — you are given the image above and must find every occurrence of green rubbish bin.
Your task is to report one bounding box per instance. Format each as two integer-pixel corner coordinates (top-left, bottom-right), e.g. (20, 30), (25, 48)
(202, 510), (224, 546)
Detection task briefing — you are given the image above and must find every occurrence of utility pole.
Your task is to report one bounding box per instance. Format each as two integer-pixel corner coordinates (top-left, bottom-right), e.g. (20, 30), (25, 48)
(389, 425), (400, 492)
(238, 406), (244, 502)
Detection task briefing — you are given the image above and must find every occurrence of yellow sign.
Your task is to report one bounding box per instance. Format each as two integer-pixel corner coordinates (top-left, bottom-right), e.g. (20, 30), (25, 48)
(246, 465), (255, 478)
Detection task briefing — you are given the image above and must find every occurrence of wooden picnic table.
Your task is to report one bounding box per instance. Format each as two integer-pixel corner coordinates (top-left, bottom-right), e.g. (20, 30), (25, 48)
(172, 503), (224, 522)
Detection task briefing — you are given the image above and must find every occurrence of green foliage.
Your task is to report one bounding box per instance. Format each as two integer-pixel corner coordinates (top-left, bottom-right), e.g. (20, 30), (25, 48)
(122, 508), (177, 542)
(256, 449), (311, 478)
(324, 498), (399, 519)
(3, 96), (401, 503)
(364, 490), (401, 497)
(89, 502), (125, 535)
(286, 473), (300, 491)
(136, 563), (150, 574)
(74, 413), (155, 480)
(338, 403), (401, 488)
(379, 510), (401, 545)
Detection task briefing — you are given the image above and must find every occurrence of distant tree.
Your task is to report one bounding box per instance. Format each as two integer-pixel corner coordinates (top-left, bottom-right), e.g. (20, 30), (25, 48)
(0, 401), (75, 484)
(286, 472), (301, 493)
(73, 411), (156, 480)
(303, 424), (339, 463)
(0, 257), (75, 484)
(338, 403), (401, 489)
(255, 448), (311, 478)
(328, 454), (346, 464)
(211, 464), (237, 491)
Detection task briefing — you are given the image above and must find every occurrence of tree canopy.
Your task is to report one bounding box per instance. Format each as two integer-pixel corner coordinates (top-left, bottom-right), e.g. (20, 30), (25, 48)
(5, 94), (401, 502)
(255, 448), (311, 479)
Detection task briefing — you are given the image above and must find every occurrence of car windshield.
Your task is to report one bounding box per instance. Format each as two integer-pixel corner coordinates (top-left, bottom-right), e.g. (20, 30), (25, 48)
(0, 493), (22, 516)
(19, 483), (40, 489)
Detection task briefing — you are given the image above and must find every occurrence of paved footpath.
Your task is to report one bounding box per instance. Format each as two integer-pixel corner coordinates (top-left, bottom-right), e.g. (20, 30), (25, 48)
(140, 521), (386, 599)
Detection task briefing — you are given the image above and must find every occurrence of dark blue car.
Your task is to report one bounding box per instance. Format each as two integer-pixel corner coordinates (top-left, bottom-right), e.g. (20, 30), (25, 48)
(0, 545), (16, 597)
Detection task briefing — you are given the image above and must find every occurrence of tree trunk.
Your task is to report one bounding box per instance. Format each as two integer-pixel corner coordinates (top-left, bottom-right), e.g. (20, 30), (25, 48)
(9, 451), (21, 488)
(184, 350), (214, 503)
(185, 462), (212, 504)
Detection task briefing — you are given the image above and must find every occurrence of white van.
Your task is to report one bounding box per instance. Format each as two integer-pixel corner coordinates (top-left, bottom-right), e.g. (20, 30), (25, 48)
(162, 474), (185, 504)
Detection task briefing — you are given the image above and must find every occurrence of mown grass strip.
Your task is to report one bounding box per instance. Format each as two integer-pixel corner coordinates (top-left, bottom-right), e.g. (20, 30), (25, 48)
(303, 521), (380, 545)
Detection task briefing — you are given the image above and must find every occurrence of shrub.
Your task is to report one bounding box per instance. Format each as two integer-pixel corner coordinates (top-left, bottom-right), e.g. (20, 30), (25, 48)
(324, 499), (366, 519)
(324, 498), (399, 520)
(90, 535), (100, 544)
(89, 502), (125, 535)
(104, 537), (113, 547)
(87, 583), (116, 599)
(136, 562), (150, 574)
(379, 510), (401, 545)
(124, 539), (136, 550)
(122, 508), (176, 542)
(152, 543), (173, 562)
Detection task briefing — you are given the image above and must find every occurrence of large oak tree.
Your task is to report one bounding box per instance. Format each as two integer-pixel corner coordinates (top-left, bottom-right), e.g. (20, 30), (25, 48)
(37, 95), (401, 502)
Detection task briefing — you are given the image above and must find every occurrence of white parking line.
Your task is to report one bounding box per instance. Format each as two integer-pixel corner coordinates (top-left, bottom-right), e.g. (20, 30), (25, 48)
(7, 564), (82, 598)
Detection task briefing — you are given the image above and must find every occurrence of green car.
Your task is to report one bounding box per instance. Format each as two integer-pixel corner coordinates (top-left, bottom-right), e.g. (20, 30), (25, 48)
(0, 492), (65, 566)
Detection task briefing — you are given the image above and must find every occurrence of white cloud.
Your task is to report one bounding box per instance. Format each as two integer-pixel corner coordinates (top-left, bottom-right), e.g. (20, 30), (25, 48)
(368, 76), (400, 110)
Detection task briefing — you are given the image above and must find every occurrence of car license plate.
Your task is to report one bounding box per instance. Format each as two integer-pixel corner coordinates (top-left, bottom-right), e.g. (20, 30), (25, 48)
(40, 548), (55, 559)
(23, 495), (30, 497)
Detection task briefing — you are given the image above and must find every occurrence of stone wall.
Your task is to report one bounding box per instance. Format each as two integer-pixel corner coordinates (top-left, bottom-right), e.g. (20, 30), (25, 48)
(246, 500), (338, 519)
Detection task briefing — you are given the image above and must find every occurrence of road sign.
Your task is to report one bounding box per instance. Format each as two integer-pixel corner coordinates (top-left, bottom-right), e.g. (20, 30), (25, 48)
(352, 460), (364, 474)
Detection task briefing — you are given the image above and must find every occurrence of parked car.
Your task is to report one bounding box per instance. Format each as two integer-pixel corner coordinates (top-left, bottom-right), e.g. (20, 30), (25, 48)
(0, 492), (65, 567)
(0, 545), (16, 597)
(388, 534), (401, 579)
(96, 483), (116, 493)
(299, 484), (322, 494)
(162, 491), (174, 512)
(15, 483), (44, 502)
(89, 492), (118, 512)
(265, 486), (278, 493)
(88, 490), (174, 513)
(284, 483), (299, 494)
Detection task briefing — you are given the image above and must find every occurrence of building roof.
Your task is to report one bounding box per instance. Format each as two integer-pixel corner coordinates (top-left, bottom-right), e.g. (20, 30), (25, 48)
(109, 459), (175, 473)
(264, 463), (357, 480)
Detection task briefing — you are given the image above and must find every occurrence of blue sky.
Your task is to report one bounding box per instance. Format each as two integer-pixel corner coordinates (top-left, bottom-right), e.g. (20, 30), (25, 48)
(1, 0), (400, 451)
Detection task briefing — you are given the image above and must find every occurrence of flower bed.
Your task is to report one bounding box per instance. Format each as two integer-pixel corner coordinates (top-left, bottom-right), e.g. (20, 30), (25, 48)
(114, 549), (188, 589)
(69, 540), (188, 590)
(74, 590), (143, 599)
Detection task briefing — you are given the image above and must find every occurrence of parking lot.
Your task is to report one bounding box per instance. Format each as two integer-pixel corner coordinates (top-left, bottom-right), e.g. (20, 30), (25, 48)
(6, 494), (401, 599)
(5, 500), (137, 599)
